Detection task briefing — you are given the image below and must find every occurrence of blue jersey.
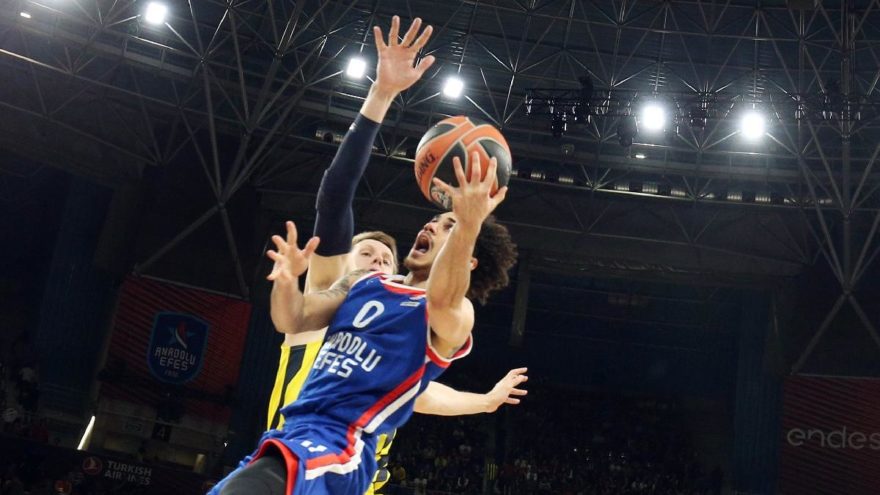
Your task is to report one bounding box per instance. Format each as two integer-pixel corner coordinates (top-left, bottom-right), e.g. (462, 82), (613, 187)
(212, 273), (472, 495)
(286, 272), (470, 432)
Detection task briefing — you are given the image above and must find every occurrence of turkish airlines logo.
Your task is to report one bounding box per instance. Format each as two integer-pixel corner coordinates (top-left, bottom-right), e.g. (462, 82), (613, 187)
(82, 456), (103, 475)
(786, 427), (880, 450)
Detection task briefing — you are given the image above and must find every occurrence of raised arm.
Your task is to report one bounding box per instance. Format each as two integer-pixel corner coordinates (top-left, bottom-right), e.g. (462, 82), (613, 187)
(426, 154), (508, 356)
(307, 15), (435, 291)
(267, 221), (366, 333)
(414, 368), (528, 416)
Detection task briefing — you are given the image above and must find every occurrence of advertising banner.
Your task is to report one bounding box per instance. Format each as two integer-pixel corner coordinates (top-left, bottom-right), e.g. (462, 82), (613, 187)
(101, 276), (252, 421)
(779, 376), (880, 494)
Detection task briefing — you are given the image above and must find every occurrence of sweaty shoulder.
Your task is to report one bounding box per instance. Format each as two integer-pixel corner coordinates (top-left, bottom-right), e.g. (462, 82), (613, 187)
(334, 269), (375, 292)
(311, 269), (374, 302)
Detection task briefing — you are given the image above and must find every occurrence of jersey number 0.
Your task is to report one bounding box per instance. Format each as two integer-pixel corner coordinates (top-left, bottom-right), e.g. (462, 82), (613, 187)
(352, 301), (385, 328)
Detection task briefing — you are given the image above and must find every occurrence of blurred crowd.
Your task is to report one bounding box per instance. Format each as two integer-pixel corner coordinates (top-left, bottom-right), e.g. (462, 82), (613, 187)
(495, 384), (722, 495)
(1, 333), (44, 442)
(386, 413), (488, 495)
(384, 377), (723, 495)
(1, 331), (725, 495)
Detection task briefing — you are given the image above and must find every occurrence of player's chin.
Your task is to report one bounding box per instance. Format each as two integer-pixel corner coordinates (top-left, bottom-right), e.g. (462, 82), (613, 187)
(403, 253), (418, 267)
(403, 252), (429, 270)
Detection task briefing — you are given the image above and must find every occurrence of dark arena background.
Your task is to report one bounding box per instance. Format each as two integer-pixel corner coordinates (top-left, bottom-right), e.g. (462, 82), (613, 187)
(3, 1), (880, 494)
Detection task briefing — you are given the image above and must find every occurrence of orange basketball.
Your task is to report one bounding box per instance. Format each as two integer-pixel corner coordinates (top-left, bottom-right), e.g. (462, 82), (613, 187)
(414, 116), (512, 209)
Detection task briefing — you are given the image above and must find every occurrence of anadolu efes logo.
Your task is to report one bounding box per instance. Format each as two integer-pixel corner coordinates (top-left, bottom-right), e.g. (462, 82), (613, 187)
(147, 312), (209, 384)
(786, 426), (880, 450)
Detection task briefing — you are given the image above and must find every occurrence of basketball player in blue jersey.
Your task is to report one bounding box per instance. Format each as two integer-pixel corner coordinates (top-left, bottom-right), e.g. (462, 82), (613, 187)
(209, 16), (518, 495)
(211, 157), (516, 495)
(264, 15), (526, 495)
(267, 227), (527, 495)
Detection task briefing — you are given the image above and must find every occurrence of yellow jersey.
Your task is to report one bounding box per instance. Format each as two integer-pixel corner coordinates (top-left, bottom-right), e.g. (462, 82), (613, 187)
(268, 341), (396, 495)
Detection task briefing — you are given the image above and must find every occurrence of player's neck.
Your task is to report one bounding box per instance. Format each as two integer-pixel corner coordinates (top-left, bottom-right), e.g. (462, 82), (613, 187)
(402, 270), (428, 289)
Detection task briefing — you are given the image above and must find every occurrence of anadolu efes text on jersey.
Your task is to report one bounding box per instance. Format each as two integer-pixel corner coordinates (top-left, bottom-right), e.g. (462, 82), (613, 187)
(280, 273), (473, 438)
(313, 330), (383, 378)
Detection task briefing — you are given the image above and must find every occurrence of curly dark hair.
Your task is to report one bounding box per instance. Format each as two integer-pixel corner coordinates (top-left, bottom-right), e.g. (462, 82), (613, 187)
(467, 215), (518, 305)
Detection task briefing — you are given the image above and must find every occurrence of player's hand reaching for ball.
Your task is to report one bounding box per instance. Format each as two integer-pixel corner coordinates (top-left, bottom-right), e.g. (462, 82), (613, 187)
(266, 221), (320, 284)
(432, 152), (509, 230)
(373, 16), (435, 96)
(484, 367), (529, 413)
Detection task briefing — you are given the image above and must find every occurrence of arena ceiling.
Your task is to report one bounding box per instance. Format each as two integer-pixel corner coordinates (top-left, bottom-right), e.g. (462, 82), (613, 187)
(4, 0), (880, 374)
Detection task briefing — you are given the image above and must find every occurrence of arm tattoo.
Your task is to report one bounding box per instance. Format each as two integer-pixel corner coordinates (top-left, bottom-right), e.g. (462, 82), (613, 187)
(318, 269), (372, 299)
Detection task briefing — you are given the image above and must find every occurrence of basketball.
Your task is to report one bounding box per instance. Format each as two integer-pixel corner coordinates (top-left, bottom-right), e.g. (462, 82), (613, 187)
(414, 116), (512, 209)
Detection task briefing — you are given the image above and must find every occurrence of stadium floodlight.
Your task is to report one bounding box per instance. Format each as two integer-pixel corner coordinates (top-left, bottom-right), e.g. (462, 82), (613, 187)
(77, 415), (96, 450)
(20, 11), (32, 19)
(345, 57), (367, 79)
(144, 2), (168, 25)
(442, 76), (464, 98)
(739, 110), (766, 140)
(640, 103), (666, 132)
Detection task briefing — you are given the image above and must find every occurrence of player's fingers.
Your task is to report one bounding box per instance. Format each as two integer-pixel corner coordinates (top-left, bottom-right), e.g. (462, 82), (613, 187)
(505, 398), (521, 405)
(388, 15), (400, 45)
(373, 26), (387, 50)
(509, 367), (528, 375)
(286, 220), (298, 245)
(483, 157), (498, 186)
(490, 186), (509, 207)
(432, 177), (455, 197)
(415, 55), (436, 76)
(400, 17), (421, 47)
(411, 24), (433, 51)
(266, 250), (282, 262)
(451, 157), (468, 186)
(510, 388), (528, 396)
(469, 151), (483, 184)
(302, 236), (321, 257)
(271, 235), (287, 252)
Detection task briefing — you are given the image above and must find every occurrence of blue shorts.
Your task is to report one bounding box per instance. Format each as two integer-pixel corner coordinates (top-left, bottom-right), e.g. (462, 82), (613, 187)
(210, 423), (378, 495)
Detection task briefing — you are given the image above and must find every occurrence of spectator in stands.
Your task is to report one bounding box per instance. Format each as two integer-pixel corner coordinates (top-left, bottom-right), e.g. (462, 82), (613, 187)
(2, 406), (21, 435)
(390, 462), (406, 487)
(390, 379), (720, 495)
(1, 469), (25, 495)
(16, 364), (39, 413)
(28, 418), (49, 444)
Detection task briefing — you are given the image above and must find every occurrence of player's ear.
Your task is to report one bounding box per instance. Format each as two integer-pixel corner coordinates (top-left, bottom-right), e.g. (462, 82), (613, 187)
(469, 257), (478, 271)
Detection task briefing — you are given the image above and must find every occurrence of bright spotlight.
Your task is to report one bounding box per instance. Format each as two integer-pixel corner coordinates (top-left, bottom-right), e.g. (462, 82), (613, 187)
(78, 415), (96, 451)
(20, 11), (32, 19)
(442, 76), (464, 98)
(144, 2), (168, 25)
(345, 57), (367, 79)
(640, 103), (666, 132)
(740, 111), (766, 140)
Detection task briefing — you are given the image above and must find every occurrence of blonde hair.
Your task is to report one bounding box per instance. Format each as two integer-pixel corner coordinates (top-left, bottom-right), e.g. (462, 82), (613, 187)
(351, 231), (399, 274)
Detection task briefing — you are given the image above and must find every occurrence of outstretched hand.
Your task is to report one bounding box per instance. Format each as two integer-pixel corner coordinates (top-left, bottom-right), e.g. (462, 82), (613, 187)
(431, 152), (509, 229)
(266, 221), (320, 284)
(373, 16), (435, 95)
(485, 367), (529, 413)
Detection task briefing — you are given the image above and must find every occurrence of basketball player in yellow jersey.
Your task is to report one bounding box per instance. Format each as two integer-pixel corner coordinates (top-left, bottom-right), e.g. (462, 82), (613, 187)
(265, 15), (527, 495)
(265, 230), (400, 432)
